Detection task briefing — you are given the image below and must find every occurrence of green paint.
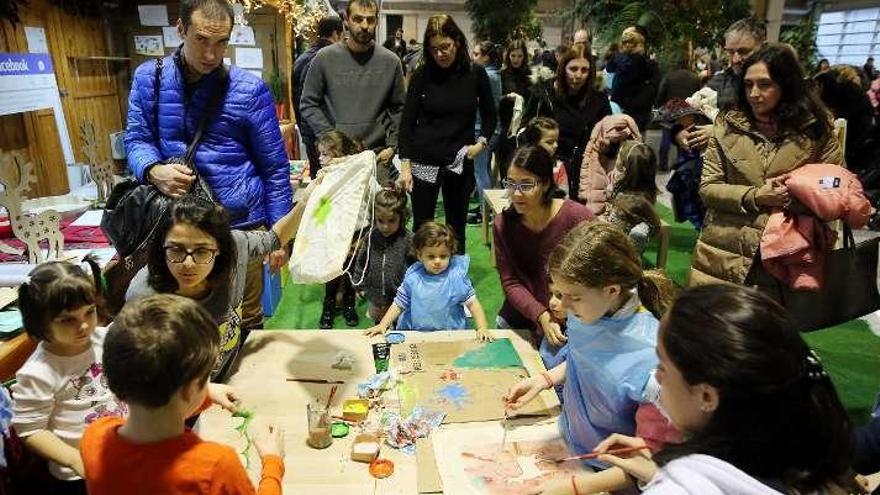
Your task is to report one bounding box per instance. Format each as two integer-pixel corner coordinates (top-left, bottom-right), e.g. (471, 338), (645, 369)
(398, 381), (418, 416)
(232, 408), (255, 468)
(313, 195), (333, 225)
(452, 338), (523, 369)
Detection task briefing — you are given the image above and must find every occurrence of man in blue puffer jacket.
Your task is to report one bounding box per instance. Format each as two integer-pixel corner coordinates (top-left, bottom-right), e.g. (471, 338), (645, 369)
(125, 0), (292, 333)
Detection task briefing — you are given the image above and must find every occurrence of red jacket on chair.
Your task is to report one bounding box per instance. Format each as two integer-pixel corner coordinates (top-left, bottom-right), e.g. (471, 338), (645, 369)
(761, 163), (872, 290)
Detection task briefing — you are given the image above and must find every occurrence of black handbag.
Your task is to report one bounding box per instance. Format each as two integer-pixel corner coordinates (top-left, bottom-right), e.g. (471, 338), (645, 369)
(780, 226), (880, 332)
(102, 57), (228, 257)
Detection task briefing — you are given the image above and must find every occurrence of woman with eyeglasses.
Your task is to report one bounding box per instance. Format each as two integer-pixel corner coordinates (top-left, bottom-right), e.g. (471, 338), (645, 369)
(493, 145), (593, 349)
(124, 181), (320, 381)
(397, 14), (497, 254)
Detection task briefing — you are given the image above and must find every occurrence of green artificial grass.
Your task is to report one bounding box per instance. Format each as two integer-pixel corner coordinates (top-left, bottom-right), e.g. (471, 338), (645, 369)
(267, 201), (880, 424)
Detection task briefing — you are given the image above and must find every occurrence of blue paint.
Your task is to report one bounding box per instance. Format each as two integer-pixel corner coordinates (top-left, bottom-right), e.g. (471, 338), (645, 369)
(436, 382), (470, 410)
(386, 332), (406, 344)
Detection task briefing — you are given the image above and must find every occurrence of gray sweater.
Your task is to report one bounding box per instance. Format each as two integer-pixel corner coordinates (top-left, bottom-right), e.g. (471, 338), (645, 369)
(300, 43), (406, 149)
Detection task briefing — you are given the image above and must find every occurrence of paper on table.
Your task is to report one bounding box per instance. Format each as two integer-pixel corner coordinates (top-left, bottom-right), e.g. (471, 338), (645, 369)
(230, 25), (256, 46)
(0, 264), (33, 288)
(235, 47), (263, 69)
(134, 35), (164, 56)
(162, 26), (182, 47)
(0, 310), (22, 335)
(70, 210), (103, 227)
(0, 288), (17, 310)
(433, 421), (588, 495)
(138, 4), (169, 26)
(25, 26), (49, 53)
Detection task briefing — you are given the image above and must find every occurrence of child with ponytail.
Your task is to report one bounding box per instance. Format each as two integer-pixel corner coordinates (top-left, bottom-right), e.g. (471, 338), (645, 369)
(504, 221), (679, 494)
(13, 259), (127, 493)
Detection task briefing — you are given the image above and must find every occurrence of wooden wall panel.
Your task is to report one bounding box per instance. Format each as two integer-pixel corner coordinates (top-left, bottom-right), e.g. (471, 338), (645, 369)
(0, 0), (125, 197)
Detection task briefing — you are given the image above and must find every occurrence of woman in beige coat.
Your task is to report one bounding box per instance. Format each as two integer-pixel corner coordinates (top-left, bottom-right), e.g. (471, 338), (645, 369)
(690, 43), (841, 291)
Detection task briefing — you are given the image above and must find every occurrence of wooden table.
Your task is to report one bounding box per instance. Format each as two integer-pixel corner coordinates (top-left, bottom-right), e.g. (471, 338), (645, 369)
(196, 329), (558, 495)
(481, 189), (510, 267)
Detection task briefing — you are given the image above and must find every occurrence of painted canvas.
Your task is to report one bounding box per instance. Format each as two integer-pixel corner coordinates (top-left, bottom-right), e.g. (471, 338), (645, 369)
(399, 369), (549, 423)
(433, 421), (589, 495)
(395, 340), (550, 423)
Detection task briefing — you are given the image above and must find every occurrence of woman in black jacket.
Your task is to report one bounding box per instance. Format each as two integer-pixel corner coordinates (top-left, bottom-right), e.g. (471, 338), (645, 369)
(397, 14), (497, 253)
(524, 44), (611, 199)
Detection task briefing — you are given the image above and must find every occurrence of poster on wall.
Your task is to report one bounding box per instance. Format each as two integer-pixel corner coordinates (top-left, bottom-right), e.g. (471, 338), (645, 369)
(24, 27), (49, 54)
(138, 4), (169, 26)
(134, 35), (164, 56)
(234, 47), (263, 69)
(230, 25), (256, 46)
(162, 26), (183, 48)
(0, 53), (75, 164)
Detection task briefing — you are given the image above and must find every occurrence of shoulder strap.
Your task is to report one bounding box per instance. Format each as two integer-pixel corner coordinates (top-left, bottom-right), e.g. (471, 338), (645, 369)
(153, 57), (163, 139)
(183, 66), (230, 168)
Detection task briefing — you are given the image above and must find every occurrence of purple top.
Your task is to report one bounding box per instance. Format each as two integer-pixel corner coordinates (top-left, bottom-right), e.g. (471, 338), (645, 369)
(493, 199), (593, 334)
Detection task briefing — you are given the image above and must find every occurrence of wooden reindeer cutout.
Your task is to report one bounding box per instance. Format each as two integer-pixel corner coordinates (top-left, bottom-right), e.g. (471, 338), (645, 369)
(0, 152), (64, 263)
(79, 120), (115, 204)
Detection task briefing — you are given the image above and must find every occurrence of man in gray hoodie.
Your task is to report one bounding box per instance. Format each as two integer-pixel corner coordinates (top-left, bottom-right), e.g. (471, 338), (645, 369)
(299, 0), (405, 170)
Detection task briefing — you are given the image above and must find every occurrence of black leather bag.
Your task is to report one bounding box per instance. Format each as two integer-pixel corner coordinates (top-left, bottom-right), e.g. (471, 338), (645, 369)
(102, 57), (227, 257)
(780, 226), (880, 332)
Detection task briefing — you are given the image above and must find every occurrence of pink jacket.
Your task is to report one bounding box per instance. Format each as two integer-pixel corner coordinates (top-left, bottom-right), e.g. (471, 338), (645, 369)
(760, 163), (872, 290)
(578, 114), (641, 214)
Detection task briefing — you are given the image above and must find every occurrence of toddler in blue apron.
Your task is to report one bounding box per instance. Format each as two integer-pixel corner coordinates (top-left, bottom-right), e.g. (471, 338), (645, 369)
(365, 222), (492, 341)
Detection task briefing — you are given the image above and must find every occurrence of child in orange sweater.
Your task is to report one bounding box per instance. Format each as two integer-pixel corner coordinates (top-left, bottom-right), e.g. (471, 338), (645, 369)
(80, 294), (285, 494)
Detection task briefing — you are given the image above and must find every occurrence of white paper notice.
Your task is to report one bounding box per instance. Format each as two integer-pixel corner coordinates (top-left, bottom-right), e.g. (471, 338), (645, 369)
(162, 26), (183, 47)
(235, 47), (263, 69)
(134, 35), (165, 56)
(230, 25), (256, 46)
(138, 4), (169, 26)
(25, 26), (49, 53)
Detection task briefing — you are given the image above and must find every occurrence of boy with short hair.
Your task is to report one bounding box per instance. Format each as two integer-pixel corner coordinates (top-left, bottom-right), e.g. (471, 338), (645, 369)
(81, 294), (285, 494)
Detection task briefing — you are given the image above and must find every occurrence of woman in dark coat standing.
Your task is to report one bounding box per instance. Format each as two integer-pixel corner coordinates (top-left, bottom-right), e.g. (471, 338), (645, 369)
(397, 14), (497, 252)
(524, 44), (611, 199)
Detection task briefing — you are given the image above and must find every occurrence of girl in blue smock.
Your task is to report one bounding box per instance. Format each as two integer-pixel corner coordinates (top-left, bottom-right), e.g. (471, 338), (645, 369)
(504, 221), (680, 494)
(365, 222), (492, 342)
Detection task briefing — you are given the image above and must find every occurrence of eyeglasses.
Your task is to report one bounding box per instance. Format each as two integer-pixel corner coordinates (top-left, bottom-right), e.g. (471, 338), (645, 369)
(430, 42), (454, 55)
(164, 245), (218, 264)
(502, 179), (538, 193)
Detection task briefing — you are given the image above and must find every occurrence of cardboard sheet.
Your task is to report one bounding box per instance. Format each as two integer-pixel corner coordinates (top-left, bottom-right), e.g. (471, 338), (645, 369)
(395, 339), (550, 423)
(416, 437), (443, 494)
(432, 421), (590, 495)
(399, 369), (549, 423)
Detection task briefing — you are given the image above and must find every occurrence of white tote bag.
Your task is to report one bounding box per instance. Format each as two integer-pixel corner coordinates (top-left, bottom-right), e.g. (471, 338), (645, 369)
(290, 150), (378, 284)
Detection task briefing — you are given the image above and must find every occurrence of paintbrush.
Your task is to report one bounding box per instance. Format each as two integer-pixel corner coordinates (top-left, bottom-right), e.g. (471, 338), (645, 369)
(325, 384), (338, 410)
(546, 446), (650, 464)
(500, 410), (509, 452)
(287, 378), (346, 384)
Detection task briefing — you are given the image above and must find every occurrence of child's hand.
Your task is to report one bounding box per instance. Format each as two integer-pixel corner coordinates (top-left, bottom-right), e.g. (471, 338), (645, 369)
(69, 454), (86, 478)
(207, 383), (238, 413)
(539, 313), (567, 347)
(254, 423), (285, 459)
(594, 434), (656, 484)
(364, 324), (388, 337)
(502, 376), (546, 412)
(476, 328), (494, 342)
